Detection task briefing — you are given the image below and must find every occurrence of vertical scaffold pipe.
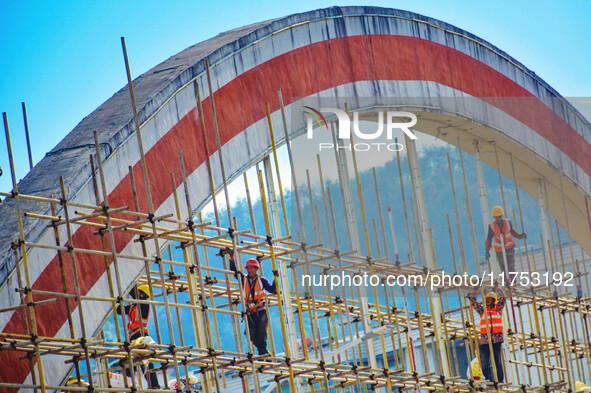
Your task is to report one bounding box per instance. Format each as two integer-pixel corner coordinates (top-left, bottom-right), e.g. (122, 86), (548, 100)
(346, 110), (390, 388)
(204, 59), (261, 392)
(457, 138), (485, 275)
(473, 141), (491, 238)
(128, 166), (163, 345)
(265, 104), (311, 366)
(445, 214), (474, 364)
(172, 167), (217, 393)
(121, 36), (183, 389)
(194, 82), (243, 358)
(58, 176), (95, 390)
(405, 135), (449, 376)
(387, 205), (418, 379)
(4, 112), (47, 393)
(329, 121), (367, 371)
(21, 102), (34, 171)
(327, 188), (365, 392)
(278, 88), (330, 392)
(536, 179), (551, 272)
(257, 169), (301, 392)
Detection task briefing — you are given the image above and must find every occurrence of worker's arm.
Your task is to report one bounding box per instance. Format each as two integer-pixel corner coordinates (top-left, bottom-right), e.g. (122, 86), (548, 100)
(484, 225), (494, 258)
(468, 296), (484, 314)
(220, 247), (243, 281)
(115, 303), (131, 315)
(509, 221), (526, 240)
(496, 288), (507, 312)
(138, 303), (151, 319)
(260, 276), (277, 294)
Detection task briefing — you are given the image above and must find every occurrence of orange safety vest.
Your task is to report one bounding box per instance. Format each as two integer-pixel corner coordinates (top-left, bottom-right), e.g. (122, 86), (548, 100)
(479, 306), (503, 335)
(490, 219), (515, 252)
(244, 276), (267, 313)
(127, 304), (149, 337)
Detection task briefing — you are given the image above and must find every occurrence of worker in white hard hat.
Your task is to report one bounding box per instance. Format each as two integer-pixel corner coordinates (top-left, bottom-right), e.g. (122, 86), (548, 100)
(220, 247), (278, 356)
(484, 206), (526, 276)
(116, 284), (160, 388)
(468, 290), (506, 383)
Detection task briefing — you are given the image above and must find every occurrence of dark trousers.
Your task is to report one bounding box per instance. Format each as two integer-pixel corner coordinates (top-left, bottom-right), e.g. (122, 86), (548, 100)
(127, 333), (159, 388)
(496, 248), (516, 276)
(247, 310), (269, 355)
(125, 361), (160, 388)
(480, 342), (504, 383)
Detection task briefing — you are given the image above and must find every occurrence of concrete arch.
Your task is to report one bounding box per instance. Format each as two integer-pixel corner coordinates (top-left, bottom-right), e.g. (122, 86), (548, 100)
(1, 6), (590, 388)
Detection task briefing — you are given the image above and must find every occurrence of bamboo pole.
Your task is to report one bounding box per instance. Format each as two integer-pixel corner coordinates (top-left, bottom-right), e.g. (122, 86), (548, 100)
(21, 101), (34, 170)
(346, 114), (391, 388)
(257, 168), (299, 391)
(121, 37), (183, 388)
(277, 88), (330, 392)
(204, 58), (260, 391)
(4, 111), (47, 393)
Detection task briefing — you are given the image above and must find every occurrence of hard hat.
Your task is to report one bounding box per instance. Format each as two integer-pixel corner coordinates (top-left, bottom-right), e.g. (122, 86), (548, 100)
(485, 292), (498, 301)
(470, 358), (483, 381)
(245, 259), (260, 269)
(65, 377), (89, 386)
(132, 335), (156, 345)
(492, 206), (504, 217)
(136, 285), (150, 297)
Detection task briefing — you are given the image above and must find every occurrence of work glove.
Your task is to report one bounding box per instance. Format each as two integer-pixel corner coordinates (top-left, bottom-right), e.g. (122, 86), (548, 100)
(218, 247), (234, 257)
(484, 250), (490, 259)
(520, 233), (527, 239)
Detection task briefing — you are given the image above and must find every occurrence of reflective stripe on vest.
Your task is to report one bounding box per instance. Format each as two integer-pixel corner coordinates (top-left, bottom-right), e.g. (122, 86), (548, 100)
(127, 304), (149, 336)
(479, 306), (503, 334)
(490, 219), (515, 252)
(244, 276), (267, 312)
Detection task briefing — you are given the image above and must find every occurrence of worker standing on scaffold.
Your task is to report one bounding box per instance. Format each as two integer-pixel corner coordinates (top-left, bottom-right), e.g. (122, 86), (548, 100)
(484, 206), (526, 278)
(220, 247), (278, 356)
(468, 290), (506, 383)
(117, 285), (160, 389)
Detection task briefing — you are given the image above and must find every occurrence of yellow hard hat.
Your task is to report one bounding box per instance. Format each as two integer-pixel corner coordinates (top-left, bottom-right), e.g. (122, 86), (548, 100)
(137, 285), (151, 297)
(471, 358), (483, 381)
(65, 378), (89, 386)
(485, 292), (498, 301)
(492, 206), (504, 217)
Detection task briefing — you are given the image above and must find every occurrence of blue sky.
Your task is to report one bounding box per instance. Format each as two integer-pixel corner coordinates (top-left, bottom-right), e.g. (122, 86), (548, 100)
(1, 0), (590, 192)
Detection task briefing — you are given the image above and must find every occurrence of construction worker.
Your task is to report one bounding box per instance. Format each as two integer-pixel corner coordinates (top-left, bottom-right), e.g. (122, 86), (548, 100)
(116, 284), (160, 389)
(468, 290), (506, 383)
(220, 247), (278, 356)
(485, 206), (526, 276)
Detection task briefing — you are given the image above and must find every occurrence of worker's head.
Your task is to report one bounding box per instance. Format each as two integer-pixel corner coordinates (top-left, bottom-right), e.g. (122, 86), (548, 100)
(485, 291), (497, 306)
(245, 259), (260, 277)
(134, 284), (151, 300)
(492, 206), (504, 222)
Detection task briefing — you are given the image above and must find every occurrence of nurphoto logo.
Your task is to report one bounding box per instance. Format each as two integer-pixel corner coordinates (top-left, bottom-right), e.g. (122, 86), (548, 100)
(304, 106), (418, 151)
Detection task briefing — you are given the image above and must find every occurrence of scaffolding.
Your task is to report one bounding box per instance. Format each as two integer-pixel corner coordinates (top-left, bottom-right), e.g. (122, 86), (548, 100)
(1, 39), (591, 393)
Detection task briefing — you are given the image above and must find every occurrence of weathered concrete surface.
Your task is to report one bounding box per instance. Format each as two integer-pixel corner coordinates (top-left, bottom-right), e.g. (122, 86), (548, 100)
(0, 6), (589, 390)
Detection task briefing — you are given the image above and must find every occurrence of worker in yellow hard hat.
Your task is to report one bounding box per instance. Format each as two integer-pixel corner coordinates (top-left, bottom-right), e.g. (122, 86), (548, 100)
(116, 284), (160, 388)
(468, 289), (506, 383)
(484, 206), (526, 277)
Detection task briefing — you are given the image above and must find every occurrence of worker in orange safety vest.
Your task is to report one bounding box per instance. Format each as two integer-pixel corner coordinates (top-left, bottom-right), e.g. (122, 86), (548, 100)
(220, 247), (278, 355)
(485, 206), (526, 276)
(469, 290), (506, 383)
(117, 284), (160, 388)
